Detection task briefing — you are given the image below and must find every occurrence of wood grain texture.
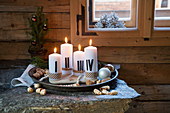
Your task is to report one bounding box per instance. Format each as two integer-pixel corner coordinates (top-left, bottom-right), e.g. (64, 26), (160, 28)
(126, 101), (170, 113)
(118, 63), (170, 85)
(0, 13), (70, 30)
(72, 37), (170, 47)
(130, 85), (170, 100)
(143, 0), (155, 38)
(98, 46), (170, 63)
(0, 6), (70, 13)
(0, 0), (69, 6)
(0, 29), (70, 41)
(0, 42), (63, 60)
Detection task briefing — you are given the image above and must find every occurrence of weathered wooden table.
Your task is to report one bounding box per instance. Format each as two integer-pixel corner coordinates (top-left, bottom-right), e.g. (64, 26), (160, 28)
(0, 87), (131, 113)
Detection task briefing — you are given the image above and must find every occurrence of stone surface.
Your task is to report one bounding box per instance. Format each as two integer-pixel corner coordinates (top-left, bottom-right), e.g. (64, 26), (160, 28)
(0, 69), (25, 92)
(0, 87), (131, 113)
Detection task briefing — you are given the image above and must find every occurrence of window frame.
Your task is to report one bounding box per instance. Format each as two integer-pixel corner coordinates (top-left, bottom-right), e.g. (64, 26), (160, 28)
(70, 0), (170, 47)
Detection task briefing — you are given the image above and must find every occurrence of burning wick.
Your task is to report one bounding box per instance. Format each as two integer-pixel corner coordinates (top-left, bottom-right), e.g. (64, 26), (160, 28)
(54, 47), (57, 53)
(65, 37), (68, 43)
(89, 39), (92, 46)
(78, 44), (81, 51)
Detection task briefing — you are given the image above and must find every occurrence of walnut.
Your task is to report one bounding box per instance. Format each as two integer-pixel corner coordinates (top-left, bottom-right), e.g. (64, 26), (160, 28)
(34, 83), (41, 89)
(109, 90), (118, 95)
(101, 89), (110, 95)
(27, 87), (34, 93)
(40, 89), (46, 95)
(86, 80), (95, 85)
(36, 88), (43, 93)
(93, 89), (102, 95)
(100, 85), (110, 91)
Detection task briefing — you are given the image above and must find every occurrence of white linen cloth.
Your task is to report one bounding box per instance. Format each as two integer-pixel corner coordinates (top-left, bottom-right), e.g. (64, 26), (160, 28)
(11, 64), (35, 87)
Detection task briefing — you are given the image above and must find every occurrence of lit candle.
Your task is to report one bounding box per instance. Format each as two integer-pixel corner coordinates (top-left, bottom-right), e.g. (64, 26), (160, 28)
(84, 39), (98, 80)
(61, 37), (73, 75)
(49, 47), (62, 83)
(73, 44), (85, 75)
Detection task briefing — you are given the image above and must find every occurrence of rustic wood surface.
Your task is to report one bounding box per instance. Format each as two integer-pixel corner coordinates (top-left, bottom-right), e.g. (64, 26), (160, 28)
(119, 64), (170, 85)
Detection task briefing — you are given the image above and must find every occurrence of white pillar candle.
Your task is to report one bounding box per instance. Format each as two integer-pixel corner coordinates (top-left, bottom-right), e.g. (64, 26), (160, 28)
(84, 39), (98, 80)
(73, 44), (85, 73)
(49, 47), (62, 83)
(61, 37), (73, 75)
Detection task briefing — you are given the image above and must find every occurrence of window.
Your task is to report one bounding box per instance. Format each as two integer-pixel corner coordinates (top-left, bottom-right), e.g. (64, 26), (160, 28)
(154, 0), (170, 27)
(70, 0), (170, 47)
(94, 0), (131, 21)
(88, 0), (137, 30)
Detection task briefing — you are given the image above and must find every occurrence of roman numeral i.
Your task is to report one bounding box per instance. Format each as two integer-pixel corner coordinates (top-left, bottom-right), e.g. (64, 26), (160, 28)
(65, 57), (69, 68)
(55, 61), (57, 72)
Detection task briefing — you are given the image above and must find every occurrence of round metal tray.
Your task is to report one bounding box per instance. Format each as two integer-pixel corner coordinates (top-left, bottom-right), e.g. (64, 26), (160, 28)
(28, 67), (118, 92)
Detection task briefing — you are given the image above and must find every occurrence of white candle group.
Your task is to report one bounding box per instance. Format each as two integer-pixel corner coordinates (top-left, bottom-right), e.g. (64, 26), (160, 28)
(48, 38), (98, 82)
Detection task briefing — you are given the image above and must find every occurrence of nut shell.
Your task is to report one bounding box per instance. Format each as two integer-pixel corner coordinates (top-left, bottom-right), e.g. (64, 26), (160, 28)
(96, 80), (101, 84)
(86, 80), (95, 85)
(27, 87), (34, 93)
(34, 83), (41, 89)
(109, 90), (118, 95)
(33, 72), (41, 78)
(40, 89), (46, 95)
(100, 85), (110, 91)
(93, 89), (102, 95)
(36, 88), (43, 93)
(101, 89), (109, 95)
(37, 71), (43, 76)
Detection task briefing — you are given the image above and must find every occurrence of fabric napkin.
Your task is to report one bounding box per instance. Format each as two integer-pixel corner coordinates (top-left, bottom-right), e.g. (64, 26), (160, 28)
(11, 64), (35, 87)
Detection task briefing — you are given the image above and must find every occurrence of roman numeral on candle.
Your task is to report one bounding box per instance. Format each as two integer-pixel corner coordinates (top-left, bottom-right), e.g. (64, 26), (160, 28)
(77, 60), (84, 71)
(65, 57), (69, 68)
(86, 59), (93, 71)
(55, 61), (57, 72)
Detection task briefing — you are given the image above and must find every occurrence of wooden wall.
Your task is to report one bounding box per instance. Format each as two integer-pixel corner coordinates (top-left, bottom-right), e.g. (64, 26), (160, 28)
(0, 0), (70, 60)
(0, 0), (170, 113)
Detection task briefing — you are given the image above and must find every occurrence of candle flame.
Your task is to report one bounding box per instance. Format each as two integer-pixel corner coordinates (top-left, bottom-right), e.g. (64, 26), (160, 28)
(65, 37), (68, 43)
(78, 44), (81, 51)
(54, 47), (57, 53)
(89, 39), (92, 46)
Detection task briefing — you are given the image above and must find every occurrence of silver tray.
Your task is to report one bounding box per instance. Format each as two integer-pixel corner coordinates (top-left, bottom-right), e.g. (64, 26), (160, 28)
(28, 67), (118, 92)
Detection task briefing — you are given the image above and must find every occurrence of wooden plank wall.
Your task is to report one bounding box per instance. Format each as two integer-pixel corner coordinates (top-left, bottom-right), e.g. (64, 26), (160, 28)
(0, 0), (70, 60)
(0, 0), (170, 113)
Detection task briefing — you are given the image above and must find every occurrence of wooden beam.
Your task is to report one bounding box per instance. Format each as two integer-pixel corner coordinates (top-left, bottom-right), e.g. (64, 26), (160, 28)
(0, 42), (63, 60)
(130, 85), (170, 100)
(0, 29), (70, 41)
(72, 36), (170, 47)
(0, 6), (70, 13)
(0, 0), (69, 6)
(98, 46), (170, 63)
(126, 101), (170, 113)
(143, 0), (155, 38)
(119, 64), (170, 85)
(0, 13), (70, 30)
